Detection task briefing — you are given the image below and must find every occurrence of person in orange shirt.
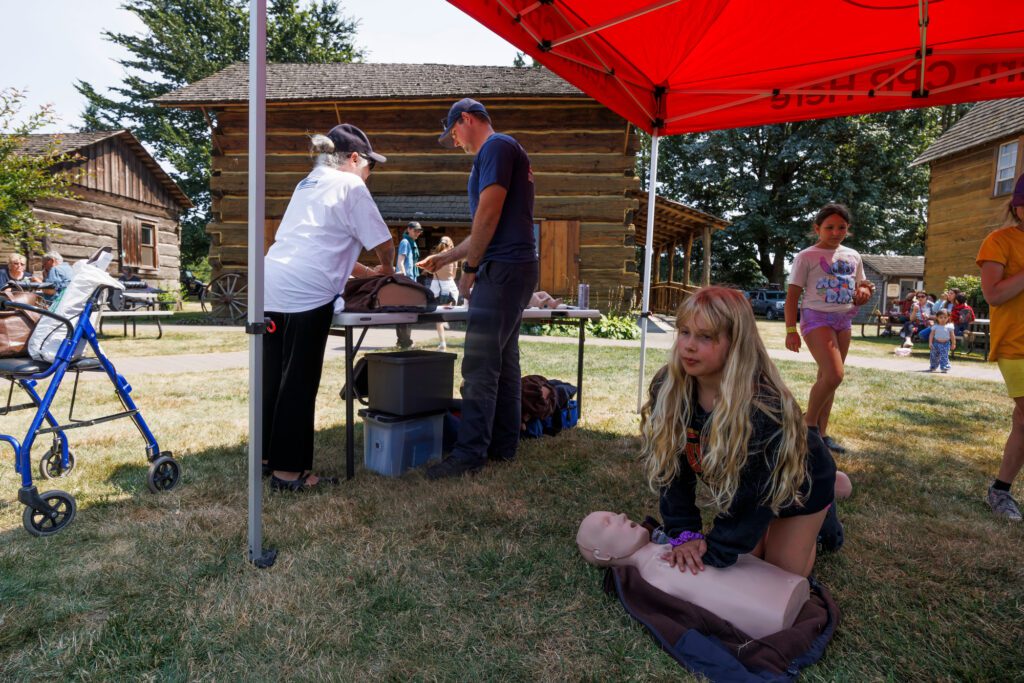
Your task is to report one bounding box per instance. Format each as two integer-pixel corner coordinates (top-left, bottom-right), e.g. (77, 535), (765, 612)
(977, 173), (1024, 521)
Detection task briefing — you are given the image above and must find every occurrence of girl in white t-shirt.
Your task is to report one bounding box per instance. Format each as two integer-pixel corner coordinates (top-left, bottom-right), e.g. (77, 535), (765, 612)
(783, 204), (874, 455)
(428, 236), (458, 350)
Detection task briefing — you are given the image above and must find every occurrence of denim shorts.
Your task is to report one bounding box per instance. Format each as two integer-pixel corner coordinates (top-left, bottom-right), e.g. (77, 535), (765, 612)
(800, 307), (858, 336)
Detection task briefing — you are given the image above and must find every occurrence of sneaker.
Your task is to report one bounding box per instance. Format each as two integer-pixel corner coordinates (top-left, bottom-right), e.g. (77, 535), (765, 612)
(817, 504), (844, 552)
(928, 367), (937, 372)
(438, 342), (447, 351)
(902, 338), (914, 348)
(426, 455), (485, 480)
(941, 367), (949, 373)
(986, 486), (1023, 521)
(822, 435), (847, 454)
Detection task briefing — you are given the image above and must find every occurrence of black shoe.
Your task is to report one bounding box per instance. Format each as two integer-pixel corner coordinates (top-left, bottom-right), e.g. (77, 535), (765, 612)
(262, 463), (272, 478)
(270, 472), (340, 492)
(487, 451), (516, 463)
(426, 455), (485, 480)
(817, 504), (845, 552)
(822, 435), (847, 454)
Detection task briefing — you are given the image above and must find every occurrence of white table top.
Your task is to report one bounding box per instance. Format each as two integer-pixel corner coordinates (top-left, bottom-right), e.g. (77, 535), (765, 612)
(331, 306), (601, 327)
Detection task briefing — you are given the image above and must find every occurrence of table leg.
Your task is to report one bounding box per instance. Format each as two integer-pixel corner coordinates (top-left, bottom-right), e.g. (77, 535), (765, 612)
(577, 318), (585, 416)
(156, 317), (163, 340)
(345, 325), (355, 480)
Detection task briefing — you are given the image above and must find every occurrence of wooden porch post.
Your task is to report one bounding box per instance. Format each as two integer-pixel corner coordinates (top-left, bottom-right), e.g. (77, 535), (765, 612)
(702, 225), (712, 287)
(683, 233), (693, 286)
(667, 241), (676, 283)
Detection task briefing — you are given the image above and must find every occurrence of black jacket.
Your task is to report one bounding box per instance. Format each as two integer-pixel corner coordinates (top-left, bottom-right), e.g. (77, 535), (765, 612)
(652, 368), (836, 568)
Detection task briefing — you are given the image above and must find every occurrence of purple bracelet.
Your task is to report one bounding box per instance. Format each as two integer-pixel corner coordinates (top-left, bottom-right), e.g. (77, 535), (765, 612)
(668, 530), (705, 547)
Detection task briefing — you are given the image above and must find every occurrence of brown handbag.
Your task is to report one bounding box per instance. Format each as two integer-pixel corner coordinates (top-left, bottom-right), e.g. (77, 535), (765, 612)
(0, 291), (44, 358)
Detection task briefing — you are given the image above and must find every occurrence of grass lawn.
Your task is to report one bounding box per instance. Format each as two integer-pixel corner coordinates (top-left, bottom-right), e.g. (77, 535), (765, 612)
(95, 328), (245, 357)
(0, 340), (1021, 680)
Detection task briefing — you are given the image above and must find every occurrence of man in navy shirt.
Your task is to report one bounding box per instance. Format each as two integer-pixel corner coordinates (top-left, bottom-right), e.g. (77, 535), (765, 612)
(419, 98), (539, 479)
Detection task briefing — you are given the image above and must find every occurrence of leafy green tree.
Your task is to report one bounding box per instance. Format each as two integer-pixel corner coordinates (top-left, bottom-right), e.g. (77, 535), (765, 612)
(0, 89), (79, 251)
(76, 0), (363, 269)
(640, 106), (970, 287)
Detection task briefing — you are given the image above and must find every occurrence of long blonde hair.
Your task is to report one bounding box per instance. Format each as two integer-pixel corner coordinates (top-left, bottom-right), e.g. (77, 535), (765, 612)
(640, 287), (809, 515)
(432, 236), (454, 255)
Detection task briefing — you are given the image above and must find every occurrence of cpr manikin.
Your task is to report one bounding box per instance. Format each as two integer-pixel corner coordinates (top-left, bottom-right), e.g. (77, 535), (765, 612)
(576, 512), (809, 639)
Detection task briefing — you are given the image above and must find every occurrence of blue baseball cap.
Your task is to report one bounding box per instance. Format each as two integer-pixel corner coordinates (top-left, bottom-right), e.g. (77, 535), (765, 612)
(327, 123), (386, 164)
(438, 98), (489, 148)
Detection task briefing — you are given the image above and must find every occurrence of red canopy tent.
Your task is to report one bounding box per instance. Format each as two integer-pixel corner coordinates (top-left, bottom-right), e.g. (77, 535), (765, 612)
(446, 0), (1024, 407)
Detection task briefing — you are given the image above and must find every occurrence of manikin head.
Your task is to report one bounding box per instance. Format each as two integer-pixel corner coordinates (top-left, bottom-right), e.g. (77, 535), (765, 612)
(576, 511), (650, 567)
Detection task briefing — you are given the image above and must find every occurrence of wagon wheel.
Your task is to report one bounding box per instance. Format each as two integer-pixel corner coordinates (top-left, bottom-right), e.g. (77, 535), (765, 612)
(204, 272), (247, 321)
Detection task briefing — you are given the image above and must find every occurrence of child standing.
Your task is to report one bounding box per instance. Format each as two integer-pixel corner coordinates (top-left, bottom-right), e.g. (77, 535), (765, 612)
(784, 204), (874, 454)
(928, 309), (955, 372)
(977, 173), (1024, 521)
(428, 236), (458, 350)
(642, 287), (840, 577)
(951, 292), (975, 337)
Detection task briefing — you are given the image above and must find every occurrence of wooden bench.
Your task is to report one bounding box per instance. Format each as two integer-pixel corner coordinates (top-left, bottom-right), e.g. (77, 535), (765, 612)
(98, 310), (174, 339)
(859, 311), (896, 337)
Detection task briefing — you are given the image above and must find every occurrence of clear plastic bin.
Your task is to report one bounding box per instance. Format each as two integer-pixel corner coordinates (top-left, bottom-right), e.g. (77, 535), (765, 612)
(360, 409), (443, 477)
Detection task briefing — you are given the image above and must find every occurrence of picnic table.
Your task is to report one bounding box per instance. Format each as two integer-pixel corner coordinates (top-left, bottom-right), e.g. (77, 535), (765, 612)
(965, 318), (990, 357)
(329, 305), (602, 480)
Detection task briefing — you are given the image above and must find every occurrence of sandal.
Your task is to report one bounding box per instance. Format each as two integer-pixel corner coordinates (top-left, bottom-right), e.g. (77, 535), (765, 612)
(270, 471), (340, 492)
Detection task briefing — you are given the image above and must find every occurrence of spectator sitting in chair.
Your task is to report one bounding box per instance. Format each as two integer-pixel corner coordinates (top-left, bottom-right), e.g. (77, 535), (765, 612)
(118, 266), (142, 283)
(0, 253), (34, 290)
(41, 251), (74, 294)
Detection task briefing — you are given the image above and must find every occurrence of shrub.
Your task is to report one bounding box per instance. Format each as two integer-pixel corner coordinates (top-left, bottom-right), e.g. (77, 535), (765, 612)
(944, 274), (987, 316)
(522, 312), (640, 340)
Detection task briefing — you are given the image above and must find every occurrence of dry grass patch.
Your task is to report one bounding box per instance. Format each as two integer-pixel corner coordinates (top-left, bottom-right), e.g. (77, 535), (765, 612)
(0, 341), (1021, 680)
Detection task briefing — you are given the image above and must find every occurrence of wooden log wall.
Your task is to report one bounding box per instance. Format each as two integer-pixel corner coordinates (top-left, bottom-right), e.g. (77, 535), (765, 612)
(924, 135), (1023, 293)
(207, 98), (641, 310)
(72, 136), (181, 213)
(28, 190), (181, 284)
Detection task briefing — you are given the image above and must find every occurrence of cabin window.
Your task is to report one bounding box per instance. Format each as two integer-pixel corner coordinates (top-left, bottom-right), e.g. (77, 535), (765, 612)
(995, 141), (1019, 196)
(120, 216), (159, 271)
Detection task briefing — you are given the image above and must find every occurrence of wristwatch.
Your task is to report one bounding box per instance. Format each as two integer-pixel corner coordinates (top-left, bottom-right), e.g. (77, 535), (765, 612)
(786, 325), (798, 334)
(462, 262), (479, 274)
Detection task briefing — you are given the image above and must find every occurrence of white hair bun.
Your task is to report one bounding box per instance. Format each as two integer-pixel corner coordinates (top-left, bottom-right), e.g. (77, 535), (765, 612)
(309, 134), (335, 154)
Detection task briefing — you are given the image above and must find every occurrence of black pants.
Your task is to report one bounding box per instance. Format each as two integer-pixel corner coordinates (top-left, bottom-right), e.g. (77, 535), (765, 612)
(449, 260), (538, 463)
(263, 301), (334, 473)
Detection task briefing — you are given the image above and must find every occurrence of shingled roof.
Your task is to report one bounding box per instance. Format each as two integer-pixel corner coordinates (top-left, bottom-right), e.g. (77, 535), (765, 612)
(373, 195), (471, 224)
(17, 130), (192, 209)
(154, 62), (585, 107)
(861, 254), (924, 277)
(912, 98), (1024, 166)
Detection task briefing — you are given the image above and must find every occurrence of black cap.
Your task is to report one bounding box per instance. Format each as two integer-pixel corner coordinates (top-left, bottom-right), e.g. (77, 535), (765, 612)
(407, 221), (423, 231)
(438, 98), (489, 148)
(327, 123), (386, 164)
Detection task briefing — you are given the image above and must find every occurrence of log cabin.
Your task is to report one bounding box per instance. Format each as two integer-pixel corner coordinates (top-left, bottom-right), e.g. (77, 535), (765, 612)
(156, 62), (726, 312)
(913, 98), (1024, 293)
(16, 130), (191, 286)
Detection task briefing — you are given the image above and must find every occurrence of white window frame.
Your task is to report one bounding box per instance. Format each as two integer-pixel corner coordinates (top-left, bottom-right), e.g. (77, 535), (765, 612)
(994, 140), (1019, 196)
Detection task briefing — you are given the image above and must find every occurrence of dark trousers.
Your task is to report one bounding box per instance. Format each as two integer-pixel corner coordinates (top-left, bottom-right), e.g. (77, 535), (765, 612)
(395, 324), (413, 348)
(262, 301), (334, 473)
(450, 260), (538, 463)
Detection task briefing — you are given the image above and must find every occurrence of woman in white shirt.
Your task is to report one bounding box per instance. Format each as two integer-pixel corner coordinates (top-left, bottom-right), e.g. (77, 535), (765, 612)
(263, 124), (395, 491)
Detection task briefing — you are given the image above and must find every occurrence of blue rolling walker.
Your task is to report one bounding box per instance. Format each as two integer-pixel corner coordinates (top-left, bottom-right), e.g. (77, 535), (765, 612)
(0, 287), (179, 536)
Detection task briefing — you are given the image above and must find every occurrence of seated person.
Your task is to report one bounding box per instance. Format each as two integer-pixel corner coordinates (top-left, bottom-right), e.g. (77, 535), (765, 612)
(0, 253), (34, 291)
(41, 251), (74, 294)
(577, 511), (810, 639)
(118, 265), (142, 283)
(951, 292), (976, 337)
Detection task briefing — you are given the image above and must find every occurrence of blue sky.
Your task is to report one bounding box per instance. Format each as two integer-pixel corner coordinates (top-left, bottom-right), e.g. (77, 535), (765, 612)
(0, 0), (518, 132)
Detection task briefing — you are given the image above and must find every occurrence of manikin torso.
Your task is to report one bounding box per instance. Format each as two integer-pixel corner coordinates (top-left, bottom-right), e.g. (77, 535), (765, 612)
(629, 543), (810, 639)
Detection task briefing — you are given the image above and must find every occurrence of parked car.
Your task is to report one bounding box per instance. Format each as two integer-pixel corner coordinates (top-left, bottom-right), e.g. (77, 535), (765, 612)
(746, 289), (787, 320)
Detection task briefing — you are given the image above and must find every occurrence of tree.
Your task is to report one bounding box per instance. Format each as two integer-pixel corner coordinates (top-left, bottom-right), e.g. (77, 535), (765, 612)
(76, 0), (363, 268)
(640, 106), (971, 287)
(0, 89), (79, 252)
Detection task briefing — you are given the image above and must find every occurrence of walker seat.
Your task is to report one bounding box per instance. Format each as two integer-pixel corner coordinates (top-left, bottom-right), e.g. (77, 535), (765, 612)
(0, 286), (179, 537)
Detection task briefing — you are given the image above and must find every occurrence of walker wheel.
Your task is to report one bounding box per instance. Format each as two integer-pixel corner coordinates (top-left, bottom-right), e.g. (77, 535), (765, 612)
(39, 448), (76, 479)
(147, 455), (180, 493)
(23, 490), (76, 537)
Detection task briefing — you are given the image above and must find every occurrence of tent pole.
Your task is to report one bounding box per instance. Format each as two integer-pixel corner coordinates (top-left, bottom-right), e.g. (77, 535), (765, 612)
(247, 0), (275, 568)
(636, 132), (659, 413)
